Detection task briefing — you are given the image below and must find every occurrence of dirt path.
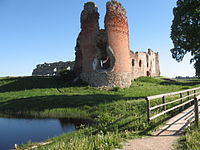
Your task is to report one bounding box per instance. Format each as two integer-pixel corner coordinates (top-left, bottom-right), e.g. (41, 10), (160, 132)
(120, 136), (179, 150)
(118, 104), (200, 150)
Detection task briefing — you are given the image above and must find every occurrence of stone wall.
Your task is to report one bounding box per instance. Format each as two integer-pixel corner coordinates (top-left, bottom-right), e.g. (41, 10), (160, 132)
(32, 61), (74, 76)
(79, 2), (99, 73)
(33, 0), (161, 88)
(74, 0), (133, 88)
(81, 72), (132, 88)
(105, 0), (132, 73)
(131, 49), (160, 79)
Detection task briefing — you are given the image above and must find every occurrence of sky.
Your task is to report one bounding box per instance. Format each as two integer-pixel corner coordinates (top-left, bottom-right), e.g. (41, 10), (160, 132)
(0, 0), (195, 77)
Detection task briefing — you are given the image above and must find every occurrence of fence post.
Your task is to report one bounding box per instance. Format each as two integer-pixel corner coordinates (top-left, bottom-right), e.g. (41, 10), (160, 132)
(146, 97), (150, 123)
(162, 96), (166, 111)
(194, 96), (199, 128)
(194, 90), (196, 105)
(180, 93), (184, 110)
(187, 91), (190, 100)
(187, 91), (192, 105)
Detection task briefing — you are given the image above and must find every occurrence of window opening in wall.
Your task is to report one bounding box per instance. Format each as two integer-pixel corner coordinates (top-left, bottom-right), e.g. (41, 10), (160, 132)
(100, 60), (103, 68)
(139, 60), (142, 67)
(147, 71), (150, 76)
(132, 59), (135, 66)
(101, 56), (110, 69)
(147, 62), (149, 68)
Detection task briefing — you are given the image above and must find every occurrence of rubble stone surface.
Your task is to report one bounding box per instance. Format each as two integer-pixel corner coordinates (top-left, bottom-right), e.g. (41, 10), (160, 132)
(32, 61), (74, 76)
(74, 0), (160, 88)
(32, 0), (160, 88)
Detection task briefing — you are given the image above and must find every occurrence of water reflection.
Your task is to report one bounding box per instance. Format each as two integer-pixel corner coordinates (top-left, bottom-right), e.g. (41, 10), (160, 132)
(59, 118), (78, 132)
(0, 117), (77, 150)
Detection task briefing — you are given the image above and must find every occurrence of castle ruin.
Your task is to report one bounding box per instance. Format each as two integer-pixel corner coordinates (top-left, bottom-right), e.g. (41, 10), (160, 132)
(32, 0), (160, 88)
(74, 0), (160, 88)
(32, 61), (74, 76)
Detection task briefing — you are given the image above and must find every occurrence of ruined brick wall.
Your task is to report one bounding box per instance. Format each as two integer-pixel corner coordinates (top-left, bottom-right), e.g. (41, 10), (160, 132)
(78, 2), (99, 73)
(105, 0), (132, 73)
(155, 53), (160, 77)
(32, 1), (160, 87)
(74, 0), (160, 88)
(74, 2), (99, 76)
(74, 0), (132, 88)
(32, 61), (74, 76)
(131, 49), (160, 78)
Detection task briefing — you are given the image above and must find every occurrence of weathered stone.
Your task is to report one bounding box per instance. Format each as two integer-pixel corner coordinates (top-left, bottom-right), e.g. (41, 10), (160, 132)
(81, 72), (132, 88)
(32, 61), (74, 76)
(32, 0), (160, 88)
(79, 2), (99, 73)
(73, 0), (160, 88)
(105, 0), (131, 73)
(131, 49), (160, 78)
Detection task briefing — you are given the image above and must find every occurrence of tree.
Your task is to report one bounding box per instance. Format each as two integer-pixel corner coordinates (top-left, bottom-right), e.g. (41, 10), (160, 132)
(171, 0), (200, 76)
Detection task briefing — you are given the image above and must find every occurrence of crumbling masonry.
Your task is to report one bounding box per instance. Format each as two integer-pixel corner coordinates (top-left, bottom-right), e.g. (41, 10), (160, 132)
(74, 0), (160, 88)
(32, 61), (74, 76)
(32, 0), (160, 87)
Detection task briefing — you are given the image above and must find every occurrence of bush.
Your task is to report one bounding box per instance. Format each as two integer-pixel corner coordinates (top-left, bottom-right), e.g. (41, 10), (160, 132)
(59, 70), (76, 81)
(111, 87), (121, 92)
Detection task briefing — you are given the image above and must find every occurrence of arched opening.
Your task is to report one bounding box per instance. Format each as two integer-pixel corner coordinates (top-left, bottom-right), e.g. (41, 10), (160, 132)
(100, 56), (110, 69)
(139, 60), (142, 67)
(132, 59), (135, 66)
(147, 71), (150, 76)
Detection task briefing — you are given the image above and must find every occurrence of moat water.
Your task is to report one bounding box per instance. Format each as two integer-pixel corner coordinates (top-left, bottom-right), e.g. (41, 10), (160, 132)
(0, 117), (77, 150)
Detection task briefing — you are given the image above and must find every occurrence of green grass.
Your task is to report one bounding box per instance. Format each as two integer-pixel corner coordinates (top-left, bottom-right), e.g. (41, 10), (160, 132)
(0, 76), (200, 149)
(176, 123), (200, 150)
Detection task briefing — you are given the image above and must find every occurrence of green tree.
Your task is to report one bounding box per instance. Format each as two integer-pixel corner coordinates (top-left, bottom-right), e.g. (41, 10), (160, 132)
(171, 0), (200, 76)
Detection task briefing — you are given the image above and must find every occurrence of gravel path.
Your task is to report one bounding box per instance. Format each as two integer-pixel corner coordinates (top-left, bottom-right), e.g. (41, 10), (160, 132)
(120, 136), (179, 150)
(118, 104), (200, 150)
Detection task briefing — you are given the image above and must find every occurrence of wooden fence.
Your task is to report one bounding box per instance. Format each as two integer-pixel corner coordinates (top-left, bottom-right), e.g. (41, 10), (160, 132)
(146, 87), (200, 126)
(194, 95), (200, 127)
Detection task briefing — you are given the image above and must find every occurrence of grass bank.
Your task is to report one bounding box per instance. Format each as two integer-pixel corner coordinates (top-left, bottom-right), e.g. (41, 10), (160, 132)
(0, 76), (200, 149)
(176, 123), (200, 150)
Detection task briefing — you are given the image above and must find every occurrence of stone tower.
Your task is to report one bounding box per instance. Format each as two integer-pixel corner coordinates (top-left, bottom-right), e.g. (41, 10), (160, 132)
(32, 1), (160, 83)
(74, 2), (99, 75)
(74, 0), (160, 88)
(105, 0), (132, 73)
(74, 0), (132, 88)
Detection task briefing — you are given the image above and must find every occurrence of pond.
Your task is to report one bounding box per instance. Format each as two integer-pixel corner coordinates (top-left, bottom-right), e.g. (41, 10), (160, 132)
(0, 117), (77, 150)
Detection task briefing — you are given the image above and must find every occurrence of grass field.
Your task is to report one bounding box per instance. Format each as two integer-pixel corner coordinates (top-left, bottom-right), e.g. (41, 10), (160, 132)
(176, 123), (200, 150)
(0, 76), (200, 149)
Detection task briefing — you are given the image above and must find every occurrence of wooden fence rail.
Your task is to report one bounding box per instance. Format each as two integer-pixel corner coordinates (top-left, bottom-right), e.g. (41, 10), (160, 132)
(146, 87), (200, 126)
(194, 95), (200, 127)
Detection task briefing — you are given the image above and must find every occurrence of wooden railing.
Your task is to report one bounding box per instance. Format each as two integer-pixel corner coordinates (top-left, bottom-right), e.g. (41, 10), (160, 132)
(146, 87), (200, 126)
(194, 95), (200, 127)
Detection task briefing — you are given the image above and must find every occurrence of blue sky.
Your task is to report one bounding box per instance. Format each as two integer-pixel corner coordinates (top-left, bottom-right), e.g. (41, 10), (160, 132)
(0, 0), (195, 77)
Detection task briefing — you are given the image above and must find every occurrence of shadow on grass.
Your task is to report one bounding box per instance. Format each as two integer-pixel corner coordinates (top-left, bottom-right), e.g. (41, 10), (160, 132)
(160, 78), (200, 86)
(138, 117), (171, 136)
(0, 94), (125, 112)
(0, 76), (86, 93)
(0, 92), (182, 136)
(0, 92), (148, 132)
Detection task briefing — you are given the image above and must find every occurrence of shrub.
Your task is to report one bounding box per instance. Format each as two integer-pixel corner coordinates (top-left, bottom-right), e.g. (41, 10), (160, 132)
(111, 87), (121, 92)
(58, 70), (76, 81)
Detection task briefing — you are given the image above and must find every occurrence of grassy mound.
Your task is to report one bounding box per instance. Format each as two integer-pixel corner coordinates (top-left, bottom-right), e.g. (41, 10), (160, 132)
(0, 76), (200, 149)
